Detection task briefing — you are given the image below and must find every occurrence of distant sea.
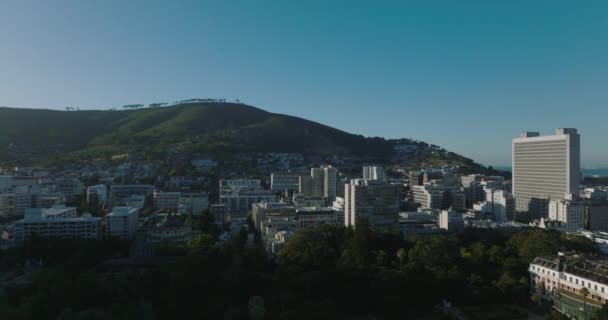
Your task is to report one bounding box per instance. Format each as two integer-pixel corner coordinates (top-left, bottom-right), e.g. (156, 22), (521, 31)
(494, 166), (608, 177)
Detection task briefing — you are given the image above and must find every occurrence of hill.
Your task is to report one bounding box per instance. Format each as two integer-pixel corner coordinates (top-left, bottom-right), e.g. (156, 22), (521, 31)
(0, 102), (485, 171)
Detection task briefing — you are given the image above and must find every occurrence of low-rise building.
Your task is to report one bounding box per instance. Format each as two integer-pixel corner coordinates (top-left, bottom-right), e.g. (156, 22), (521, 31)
(178, 192), (209, 216)
(295, 207), (340, 229)
(530, 253), (608, 319)
(270, 172), (307, 193)
(251, 201), (296, 231)
(154, 191), (181, 210)
(12, 207), (101, 246)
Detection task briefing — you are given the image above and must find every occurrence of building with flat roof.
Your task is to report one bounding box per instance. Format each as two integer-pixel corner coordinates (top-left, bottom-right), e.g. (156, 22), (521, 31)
(513, 129), (581, 219)
(87, 184), (108, 206)
(154, 191), (181, 210)
(270, 172), (307, 193)
(178, 192), (208, 216)
(105, 206), (139, 240)
(12, 207), (101, 246)
(344, 179), (399, 232)
(411, 184), (465, 211)
(251, 201), (296, 231)
(295, 207), (340, 229)
(363, 166), (387, 181)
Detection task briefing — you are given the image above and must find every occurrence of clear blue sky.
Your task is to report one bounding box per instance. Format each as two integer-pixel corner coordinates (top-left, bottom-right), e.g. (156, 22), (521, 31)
(1, 1), (607, 167)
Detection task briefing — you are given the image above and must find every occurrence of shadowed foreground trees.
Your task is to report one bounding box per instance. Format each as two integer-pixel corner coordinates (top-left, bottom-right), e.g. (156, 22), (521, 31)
(0, 226), (597, 319)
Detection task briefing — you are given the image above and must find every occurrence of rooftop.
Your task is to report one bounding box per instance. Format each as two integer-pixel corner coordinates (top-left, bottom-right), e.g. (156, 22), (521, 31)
(532, 253), (608, 286)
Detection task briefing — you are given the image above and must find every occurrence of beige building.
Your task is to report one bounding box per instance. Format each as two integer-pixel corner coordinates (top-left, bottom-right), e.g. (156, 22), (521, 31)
(513, 129), (580, 218)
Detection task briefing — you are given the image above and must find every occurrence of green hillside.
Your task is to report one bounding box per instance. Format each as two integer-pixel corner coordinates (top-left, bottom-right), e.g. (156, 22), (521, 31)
(0, 102), (484, 171)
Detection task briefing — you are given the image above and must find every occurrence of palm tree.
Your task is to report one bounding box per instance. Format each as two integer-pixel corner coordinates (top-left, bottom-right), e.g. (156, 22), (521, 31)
(580, 287), (590, 319)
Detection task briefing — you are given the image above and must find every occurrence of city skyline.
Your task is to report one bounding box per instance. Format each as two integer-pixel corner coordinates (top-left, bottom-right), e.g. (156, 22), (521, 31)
(1, 1), (607, 167)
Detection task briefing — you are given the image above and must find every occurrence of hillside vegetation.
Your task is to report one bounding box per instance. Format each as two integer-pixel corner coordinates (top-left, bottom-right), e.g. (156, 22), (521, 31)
(0, 103), (483, 170)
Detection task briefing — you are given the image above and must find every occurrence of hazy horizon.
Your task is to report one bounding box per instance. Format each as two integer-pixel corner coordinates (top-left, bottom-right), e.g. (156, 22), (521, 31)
(1, 1), (607, 167)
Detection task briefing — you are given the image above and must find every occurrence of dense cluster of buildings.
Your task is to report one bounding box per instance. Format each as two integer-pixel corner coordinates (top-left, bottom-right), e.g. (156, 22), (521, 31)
(1, 125), (608, 317)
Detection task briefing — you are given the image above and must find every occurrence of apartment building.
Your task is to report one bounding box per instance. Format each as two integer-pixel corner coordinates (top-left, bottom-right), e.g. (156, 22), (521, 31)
(105, 206), (139, 240)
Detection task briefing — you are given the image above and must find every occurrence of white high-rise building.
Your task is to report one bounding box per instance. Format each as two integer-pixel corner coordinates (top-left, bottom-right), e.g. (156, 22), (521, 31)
(87, 184), (108, 206)
(105, 206), (139, 240)
(308, 166), (338, 203)
(512, 128), (580, 218)
(344, 179), (399, 232)
(323, 166), (338, 202)
(154, 191), (181, 210)
(178, 192), (209, 216)
(363, 166), (387, 181)
(548, 197), (584, 233)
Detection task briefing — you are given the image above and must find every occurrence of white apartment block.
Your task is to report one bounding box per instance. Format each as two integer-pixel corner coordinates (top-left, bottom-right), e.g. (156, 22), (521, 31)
(439, 210), (465, 232)
(220, 189), (276, 216)
(87, 184), (108, 206)
(513, 129), (581, 217)
(363, 166), (387, 181)
(411, 184), (465, 211)
(309, 166), (338, 202)
(490, 189), (515, 223)
(12, 207), (101, 246)
(270, 172), (306, 193)
(105, 206), (139, 240)
(220, 179), (262, 192)
(0, 175), (40, 193)
(295, 207), (340, 229)
(548, 197), (584, 233)
(178, 192), (208, 215)
(344, 179), (399, 232)
(154, 191), (181, 210)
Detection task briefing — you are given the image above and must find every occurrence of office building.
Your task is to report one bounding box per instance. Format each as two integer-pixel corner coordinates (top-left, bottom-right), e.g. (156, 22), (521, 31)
(220, 179), (261, 192)
(109, 185), (154, 208)
(439, 210), (465, 232)
(411, 184), (465, 211)
(251, 201), (296, 231)
(513, 129), (581, 218)
(309, 165), (339, 202)
(344, 179), (399, 232)
(295, 207), (340, 228)
(12, 206), (101, 246)
(178, 192), (208, 215)
(105, 206), (139, 240)
(154, 191), (181, 210)
(363, 166), (387, 181)
(86, 184), (108, 206)
(548, 197), (585, 233)
(271, 172), (307, 193)
(409, 170), (424, 186)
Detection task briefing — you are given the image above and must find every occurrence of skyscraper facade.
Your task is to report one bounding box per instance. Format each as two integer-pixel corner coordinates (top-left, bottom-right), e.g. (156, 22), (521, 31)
(512, 128), (580, 218)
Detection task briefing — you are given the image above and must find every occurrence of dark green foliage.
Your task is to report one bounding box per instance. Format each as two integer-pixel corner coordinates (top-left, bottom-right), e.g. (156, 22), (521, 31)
(1, 227), (595, 319)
